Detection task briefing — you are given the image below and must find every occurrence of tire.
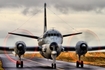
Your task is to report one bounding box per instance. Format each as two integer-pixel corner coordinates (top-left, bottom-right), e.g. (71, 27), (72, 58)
(54, 64), (56, 69)
(21, 61), (23, 68)
(16, 61), (19, 68)
(81, 61), (83, 68)
(76, 61), (79, 68)
(51, 63), (53, 68)
(51, 63), (56, 69)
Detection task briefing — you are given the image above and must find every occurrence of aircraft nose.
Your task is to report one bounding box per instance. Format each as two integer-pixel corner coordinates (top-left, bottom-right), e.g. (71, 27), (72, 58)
(50, 42), (58, 51)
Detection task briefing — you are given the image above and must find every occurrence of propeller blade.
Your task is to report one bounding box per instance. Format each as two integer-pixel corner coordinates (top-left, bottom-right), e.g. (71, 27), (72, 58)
(69, 29), (100, 46)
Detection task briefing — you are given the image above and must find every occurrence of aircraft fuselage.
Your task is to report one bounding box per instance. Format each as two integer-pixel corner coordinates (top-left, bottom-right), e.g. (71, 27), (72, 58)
(38, 29), (63, 59)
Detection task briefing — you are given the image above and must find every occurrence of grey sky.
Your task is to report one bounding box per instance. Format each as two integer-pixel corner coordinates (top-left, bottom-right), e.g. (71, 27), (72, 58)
(0, 0), (105, 14)
(0, 0), (105, 47)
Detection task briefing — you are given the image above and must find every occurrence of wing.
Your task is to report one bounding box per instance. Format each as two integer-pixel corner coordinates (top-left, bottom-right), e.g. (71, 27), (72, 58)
(63, 46), (105, 52)
(88, 46), (105, 51)
(26, 46), (41, 51)
(0, 46), (14, 51)
(63, 46), (75, 51)
(0, 46), (41, 51)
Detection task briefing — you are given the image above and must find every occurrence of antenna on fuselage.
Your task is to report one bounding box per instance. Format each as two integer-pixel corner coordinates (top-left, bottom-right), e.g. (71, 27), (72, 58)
(44, 3), (47, 33)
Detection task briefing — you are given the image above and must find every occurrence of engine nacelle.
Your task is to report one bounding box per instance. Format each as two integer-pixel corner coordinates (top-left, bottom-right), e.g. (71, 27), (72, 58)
(76, 41), (88, 55)
(14, 41), (26, 56)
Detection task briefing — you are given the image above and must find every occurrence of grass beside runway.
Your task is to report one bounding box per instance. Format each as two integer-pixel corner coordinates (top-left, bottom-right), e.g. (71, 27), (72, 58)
(0, 60), (4, 70)
(57, 52), (105, 67)
(24, 52), (105, 67)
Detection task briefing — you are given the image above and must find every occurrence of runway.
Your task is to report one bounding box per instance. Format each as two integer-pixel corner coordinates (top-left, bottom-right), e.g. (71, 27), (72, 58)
(0, 54), (105, 70)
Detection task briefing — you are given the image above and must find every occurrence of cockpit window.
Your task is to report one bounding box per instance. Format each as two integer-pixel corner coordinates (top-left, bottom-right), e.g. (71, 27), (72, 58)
(54, 34), (56, 36)
(48, 34), (50, 36)
(57, 34), (59, 37)
(43, 32), (62, 38)
(51, 33), (53, 36)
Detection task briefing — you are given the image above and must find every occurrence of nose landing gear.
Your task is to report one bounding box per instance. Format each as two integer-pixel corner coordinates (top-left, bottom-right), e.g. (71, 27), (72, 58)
(52, 63), (56, 69)
(51, 51), (57, 69)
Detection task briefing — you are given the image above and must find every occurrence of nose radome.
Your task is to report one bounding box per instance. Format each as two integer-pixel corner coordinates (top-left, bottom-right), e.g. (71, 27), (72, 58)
(50, 42), (58, 51)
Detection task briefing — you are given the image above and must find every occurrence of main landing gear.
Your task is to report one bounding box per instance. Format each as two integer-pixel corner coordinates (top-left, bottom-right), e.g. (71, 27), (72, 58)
(16, 61), (23, 68)
(76, 55), (84, 68)
(16, 55), (23, 68)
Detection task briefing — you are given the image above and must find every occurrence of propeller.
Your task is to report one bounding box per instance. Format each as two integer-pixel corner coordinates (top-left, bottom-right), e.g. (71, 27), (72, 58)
(69, 29), (100, 46)
(82, 30), (97, 44)
(68, 29), (100, 61)
(3, 29), (36, 63)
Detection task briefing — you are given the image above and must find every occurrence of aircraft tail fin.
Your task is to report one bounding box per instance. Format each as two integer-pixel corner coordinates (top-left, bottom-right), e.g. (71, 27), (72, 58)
(44, 3), (47, 33)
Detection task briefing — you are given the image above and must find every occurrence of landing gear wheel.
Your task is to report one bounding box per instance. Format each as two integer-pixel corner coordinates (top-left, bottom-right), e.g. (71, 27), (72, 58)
(52, 63), (56, 69)
(21, 61), (23, 68)
(16, 61), (19, 68)
(76, 61), (79, 68)
(81, 61), (83, 68)
(76, 61), (84, 68)
(16, 61), (23, 68)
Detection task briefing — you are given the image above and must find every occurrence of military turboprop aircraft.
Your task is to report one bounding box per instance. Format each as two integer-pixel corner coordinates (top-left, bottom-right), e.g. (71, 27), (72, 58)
(0, 3), (105, 69)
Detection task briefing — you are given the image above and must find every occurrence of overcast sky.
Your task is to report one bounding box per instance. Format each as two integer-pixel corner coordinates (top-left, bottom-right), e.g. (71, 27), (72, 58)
(0, 0), (105, 47)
